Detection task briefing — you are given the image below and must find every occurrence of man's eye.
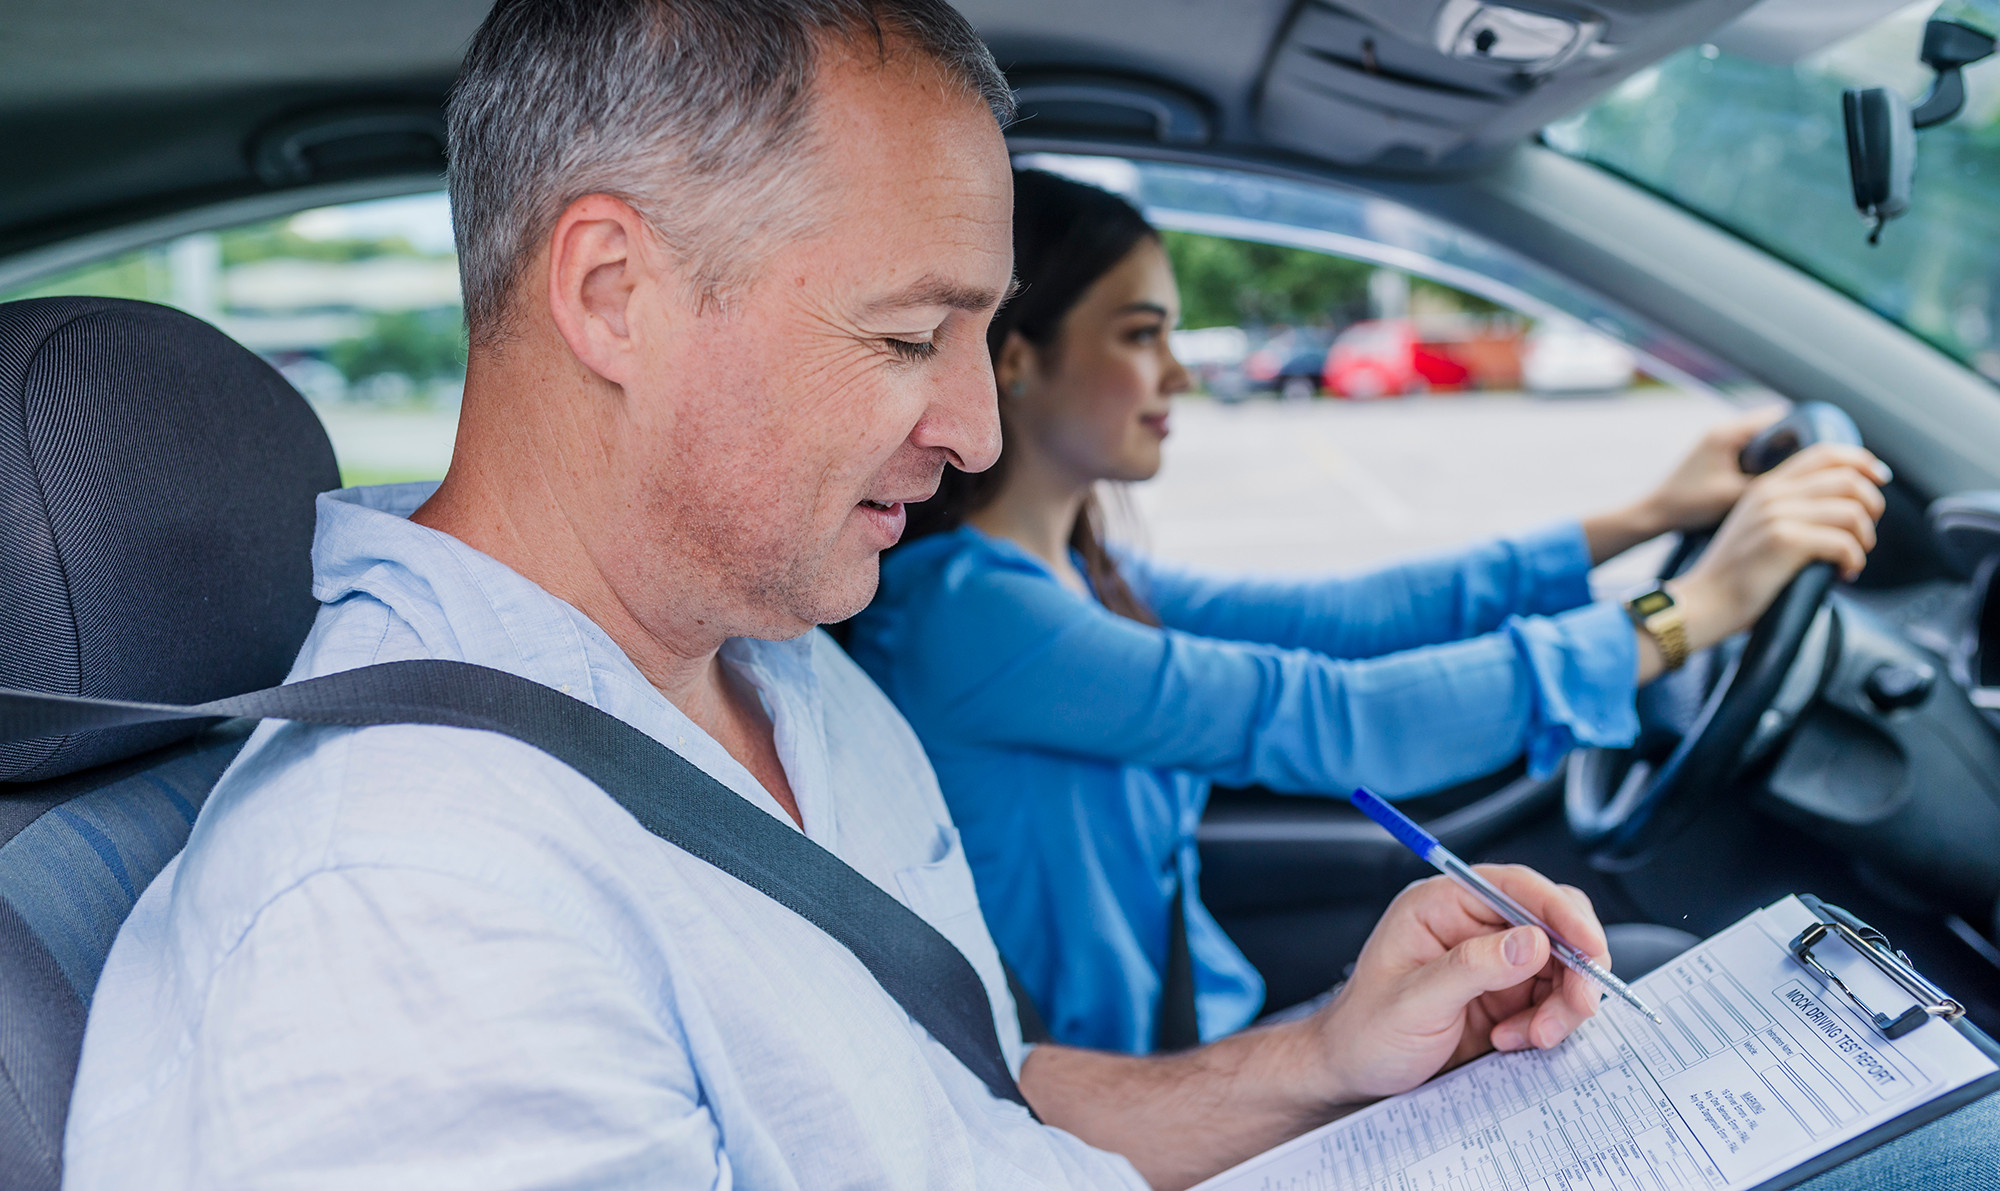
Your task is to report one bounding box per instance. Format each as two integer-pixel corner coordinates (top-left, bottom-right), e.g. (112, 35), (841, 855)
(886, 338), (939, 361)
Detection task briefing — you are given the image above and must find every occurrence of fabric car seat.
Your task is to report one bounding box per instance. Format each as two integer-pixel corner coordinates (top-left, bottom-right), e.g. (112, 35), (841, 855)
(0, 296), (338, 1189)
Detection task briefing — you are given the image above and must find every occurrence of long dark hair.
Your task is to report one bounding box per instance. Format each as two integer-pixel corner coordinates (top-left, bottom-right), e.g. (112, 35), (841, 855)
(902, 168), (1159, 623)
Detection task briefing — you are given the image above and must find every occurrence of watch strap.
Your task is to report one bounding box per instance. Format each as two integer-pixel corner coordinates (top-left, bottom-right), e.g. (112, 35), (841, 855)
(1626, 587), (1690, 672)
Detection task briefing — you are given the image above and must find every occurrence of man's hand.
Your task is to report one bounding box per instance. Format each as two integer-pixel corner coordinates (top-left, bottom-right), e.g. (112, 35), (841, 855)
(1019, 864), (1611, 1190)
(1668, 442), (1887, 657)
(1310, 866), (1609, 1105)
(1583, 409), (1784, 564)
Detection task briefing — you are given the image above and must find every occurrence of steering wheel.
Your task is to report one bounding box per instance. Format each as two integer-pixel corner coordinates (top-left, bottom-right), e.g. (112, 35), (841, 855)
(1565, 403), (1862, 867)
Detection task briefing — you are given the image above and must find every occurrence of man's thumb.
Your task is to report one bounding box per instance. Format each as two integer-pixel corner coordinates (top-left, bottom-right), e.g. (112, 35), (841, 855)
(1405, 926), (1546, 1019)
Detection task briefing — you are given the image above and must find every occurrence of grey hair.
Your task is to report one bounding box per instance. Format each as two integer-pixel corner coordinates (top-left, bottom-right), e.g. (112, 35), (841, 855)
(447, 0), (1014, 344)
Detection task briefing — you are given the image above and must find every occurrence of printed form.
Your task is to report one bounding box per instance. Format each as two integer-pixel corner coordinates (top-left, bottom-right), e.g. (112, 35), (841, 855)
(1195, 896), (1995, 1191)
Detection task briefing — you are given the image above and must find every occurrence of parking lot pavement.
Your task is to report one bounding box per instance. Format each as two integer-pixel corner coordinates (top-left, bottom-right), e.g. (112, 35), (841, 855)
(1122, 387), (1754, 597)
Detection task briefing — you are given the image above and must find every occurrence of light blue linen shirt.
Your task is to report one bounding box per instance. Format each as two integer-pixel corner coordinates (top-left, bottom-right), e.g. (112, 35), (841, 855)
(65, 484), (1144, 1190)
(847, 524), (1639, 1055)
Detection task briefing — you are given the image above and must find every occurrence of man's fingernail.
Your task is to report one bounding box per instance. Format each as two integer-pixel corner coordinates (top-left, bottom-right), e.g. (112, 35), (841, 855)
(1503, 927), (1532, 966)
(1493, 1026), (1524, 1050)
(1874, 460), (1893, 483)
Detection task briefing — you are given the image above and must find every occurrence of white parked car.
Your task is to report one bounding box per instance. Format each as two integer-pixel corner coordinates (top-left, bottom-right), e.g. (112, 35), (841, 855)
(1521, 323), (1638, 393)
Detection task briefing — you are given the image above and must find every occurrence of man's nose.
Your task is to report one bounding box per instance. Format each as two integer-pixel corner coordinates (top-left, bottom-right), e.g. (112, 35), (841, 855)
(912, 349), (1003, 474)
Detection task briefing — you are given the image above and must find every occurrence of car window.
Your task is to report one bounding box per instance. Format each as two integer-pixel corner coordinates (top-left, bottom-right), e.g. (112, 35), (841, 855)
(6, 165), (1757, 597)
(1544, 5), (2000, 386)
(1021, 153), (1761, 597)
(1, 192), (463, 486)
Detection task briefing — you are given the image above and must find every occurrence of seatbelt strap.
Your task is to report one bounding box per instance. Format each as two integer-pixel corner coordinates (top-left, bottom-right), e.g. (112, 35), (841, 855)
(0, 660), (1028, 1109)
(1155, 873), (1201, 1052)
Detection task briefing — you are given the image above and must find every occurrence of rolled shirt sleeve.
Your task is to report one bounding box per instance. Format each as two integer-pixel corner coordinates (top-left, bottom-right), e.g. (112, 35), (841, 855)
(1506, 596), (1641, 777)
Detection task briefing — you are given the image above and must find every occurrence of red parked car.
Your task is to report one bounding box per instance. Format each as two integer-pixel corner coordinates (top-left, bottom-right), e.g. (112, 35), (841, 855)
(1324, 318), (1524, 398)
(1325, 320), (1422, 398)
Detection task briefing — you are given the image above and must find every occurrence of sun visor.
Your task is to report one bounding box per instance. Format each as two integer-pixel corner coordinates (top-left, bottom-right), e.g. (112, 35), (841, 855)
(1709, 0), (1916, 64)
(1258, 3), (1523, 167)
(1257, 0), (1776, 169)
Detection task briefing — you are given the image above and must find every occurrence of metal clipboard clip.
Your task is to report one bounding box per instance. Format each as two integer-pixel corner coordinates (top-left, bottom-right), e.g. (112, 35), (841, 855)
(1788, 896), (1964, 1040)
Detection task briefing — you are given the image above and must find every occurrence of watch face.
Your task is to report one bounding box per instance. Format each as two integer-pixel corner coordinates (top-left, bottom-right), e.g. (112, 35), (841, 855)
(1630, 589), (1676, 617)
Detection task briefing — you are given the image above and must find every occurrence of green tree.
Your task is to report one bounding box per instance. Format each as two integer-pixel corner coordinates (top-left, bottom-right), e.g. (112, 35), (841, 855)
(1161, 231), (1374, 329)
(5, 249), (173, 304)
(218, 226), (431, 268)
(326, 309), (467, 386)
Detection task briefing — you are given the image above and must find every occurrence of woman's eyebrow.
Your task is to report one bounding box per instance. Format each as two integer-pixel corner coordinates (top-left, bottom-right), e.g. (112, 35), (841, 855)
(1113, 301), (1170, 318)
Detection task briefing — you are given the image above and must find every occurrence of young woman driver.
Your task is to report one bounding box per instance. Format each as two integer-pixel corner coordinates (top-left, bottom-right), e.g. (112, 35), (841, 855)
(847, 170), (1889, 1055)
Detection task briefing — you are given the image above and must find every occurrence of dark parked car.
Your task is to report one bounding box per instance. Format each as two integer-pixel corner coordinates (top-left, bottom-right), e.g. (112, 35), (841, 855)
(1242, 327), (1335, 400)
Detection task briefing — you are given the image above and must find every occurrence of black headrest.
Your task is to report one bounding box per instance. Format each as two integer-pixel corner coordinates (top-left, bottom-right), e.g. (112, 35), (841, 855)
(0, 297), (339, 782)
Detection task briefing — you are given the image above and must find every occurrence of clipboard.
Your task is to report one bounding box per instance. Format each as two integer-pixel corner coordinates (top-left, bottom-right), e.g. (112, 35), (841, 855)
(1191, 891), (2000, 1191)
(1749, 894), (2000, 1191)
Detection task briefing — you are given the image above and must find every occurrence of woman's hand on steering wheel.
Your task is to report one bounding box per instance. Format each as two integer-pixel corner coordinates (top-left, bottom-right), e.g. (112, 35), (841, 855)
(1644, 409), (1788, 531)
(1584, 410), (1785, 564)
(1570, 403), (1883, 860)
(1655, 442), (1888, 678)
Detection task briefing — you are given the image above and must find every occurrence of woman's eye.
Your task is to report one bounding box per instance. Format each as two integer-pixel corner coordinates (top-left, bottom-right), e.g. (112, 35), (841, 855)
(886, 337), (939, 361)
(1129, 326), (1162, 345)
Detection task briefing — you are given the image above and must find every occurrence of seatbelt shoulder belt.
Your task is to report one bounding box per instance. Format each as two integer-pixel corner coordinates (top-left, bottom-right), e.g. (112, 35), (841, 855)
(0, 660), (1028, 1109)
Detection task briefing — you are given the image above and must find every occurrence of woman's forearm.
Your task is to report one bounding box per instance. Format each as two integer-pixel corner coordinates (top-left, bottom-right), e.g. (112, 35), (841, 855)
(1579, 499), (1671, 566)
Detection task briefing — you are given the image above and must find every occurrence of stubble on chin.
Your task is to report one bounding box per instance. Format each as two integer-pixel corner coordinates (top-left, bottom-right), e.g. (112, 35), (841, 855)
(742, 520), (882, 635)
(634, 487), (875, 641)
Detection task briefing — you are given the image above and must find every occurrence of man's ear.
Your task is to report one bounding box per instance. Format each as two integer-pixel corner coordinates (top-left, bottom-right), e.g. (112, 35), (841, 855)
(994, 330), (1039, 398)
(545, 194), (667, 386)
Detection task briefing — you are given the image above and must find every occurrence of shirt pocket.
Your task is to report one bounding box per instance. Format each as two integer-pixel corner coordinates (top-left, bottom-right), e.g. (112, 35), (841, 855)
(892, 823), (984, 934)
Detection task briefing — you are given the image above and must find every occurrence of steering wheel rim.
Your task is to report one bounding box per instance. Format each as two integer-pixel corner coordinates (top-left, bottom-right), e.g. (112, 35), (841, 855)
(1565, 404), (1859, 867)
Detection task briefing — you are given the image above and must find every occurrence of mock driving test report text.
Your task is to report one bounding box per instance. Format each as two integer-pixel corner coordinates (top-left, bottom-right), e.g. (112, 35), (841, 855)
(1194, 896), (1996, 1191)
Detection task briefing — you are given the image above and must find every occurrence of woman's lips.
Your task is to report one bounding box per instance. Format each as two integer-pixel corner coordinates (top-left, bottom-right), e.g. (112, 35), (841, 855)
(1139, 412), (1171, 438)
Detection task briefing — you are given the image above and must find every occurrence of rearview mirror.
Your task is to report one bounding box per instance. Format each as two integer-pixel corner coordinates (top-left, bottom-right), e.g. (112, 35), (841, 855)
(1842, 86), (1913, 245)
(1841, 2), (1996, 244)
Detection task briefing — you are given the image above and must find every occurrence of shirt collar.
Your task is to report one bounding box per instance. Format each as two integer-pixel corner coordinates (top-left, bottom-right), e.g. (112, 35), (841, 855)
(308, 484), (832, 840)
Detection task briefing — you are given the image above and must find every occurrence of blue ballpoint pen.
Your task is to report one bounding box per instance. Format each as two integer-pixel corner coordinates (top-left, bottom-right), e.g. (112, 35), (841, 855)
(1350, 786), (1666, 1024)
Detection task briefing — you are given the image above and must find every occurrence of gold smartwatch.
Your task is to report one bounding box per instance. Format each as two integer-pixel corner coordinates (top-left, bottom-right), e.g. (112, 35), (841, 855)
(1625, 586), (1689, 672)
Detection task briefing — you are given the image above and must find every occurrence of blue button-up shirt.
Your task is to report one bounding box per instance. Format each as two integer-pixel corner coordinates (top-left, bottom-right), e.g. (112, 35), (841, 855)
(66, 484), (1144, 1190)
(848, 525), (1638, 1054)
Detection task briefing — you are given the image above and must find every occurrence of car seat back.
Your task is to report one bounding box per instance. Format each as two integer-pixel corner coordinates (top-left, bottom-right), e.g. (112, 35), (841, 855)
(0, 297), (338, 1188)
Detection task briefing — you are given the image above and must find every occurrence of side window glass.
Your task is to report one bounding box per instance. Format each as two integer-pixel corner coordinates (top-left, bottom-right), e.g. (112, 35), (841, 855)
(1021, 155), (1770, 599)
(1, 193), (463, 487)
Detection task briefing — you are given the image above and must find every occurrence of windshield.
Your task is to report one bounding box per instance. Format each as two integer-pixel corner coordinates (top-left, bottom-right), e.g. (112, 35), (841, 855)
(1546, 4), (2000, 384)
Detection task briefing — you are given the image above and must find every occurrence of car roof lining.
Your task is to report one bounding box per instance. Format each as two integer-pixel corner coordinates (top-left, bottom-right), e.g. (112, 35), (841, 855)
(18, 0), (1997, 503)
(1, 0), (1794, 263)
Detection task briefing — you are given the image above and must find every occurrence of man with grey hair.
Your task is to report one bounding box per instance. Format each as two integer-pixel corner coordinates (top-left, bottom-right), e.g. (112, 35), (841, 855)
(64, 1), (1623, 1187)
